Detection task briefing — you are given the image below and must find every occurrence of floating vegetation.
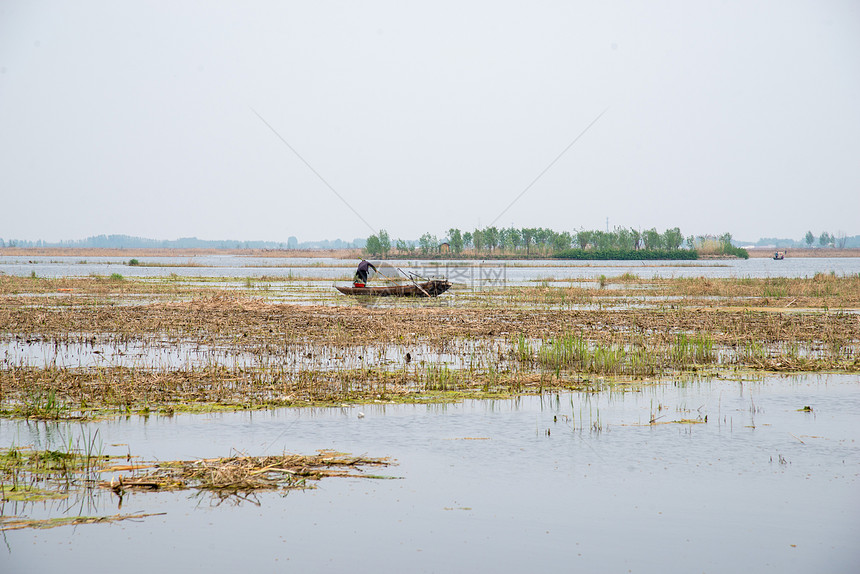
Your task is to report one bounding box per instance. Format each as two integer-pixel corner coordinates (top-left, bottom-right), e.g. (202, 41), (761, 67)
(0, 512), (166, 531)
(0, 429), (114, 519)
(1, 443), (394, 530)
(101, 451), (394, 495)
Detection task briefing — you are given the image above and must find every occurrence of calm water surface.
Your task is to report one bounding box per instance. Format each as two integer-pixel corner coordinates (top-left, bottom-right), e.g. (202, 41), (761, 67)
(2, 256), (859, 572)
(2, 254), (860, 282)
(2, 374), (858, 573)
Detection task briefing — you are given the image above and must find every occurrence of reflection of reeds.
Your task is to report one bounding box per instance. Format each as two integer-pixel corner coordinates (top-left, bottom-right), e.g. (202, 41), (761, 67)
(1, 429), (108, 504)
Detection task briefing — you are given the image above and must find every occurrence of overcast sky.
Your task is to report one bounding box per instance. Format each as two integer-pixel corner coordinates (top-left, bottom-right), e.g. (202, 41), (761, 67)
(1, 1), (858, 244)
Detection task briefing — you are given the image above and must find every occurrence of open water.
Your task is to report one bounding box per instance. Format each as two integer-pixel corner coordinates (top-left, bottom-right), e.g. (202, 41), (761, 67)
(2, 254), (860, 283)
(1, 375), (858, 573)
(1, 257), (859, 573)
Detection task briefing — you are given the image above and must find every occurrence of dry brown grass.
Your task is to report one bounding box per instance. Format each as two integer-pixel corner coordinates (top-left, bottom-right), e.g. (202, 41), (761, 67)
(509, 273), (860, 309)
(102, 450), (393, 494)
(2, 294), (853, 344)
(0, 275), (196, 296)
(0, 444), (392, 530)
(1, 274), (858, 416)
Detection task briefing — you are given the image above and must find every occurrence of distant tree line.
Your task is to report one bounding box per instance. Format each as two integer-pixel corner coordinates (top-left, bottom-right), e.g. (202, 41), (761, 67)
(555, 248), (697, 260)
(364, 227), (747, 258)
(0, 234), (365, 250)
(804, 230), (850, 249)
(750, 231), (858, 249)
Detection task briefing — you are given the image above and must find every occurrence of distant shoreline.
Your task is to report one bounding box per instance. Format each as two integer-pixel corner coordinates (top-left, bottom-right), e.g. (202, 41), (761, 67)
(0, 247), (363, 259)
(2, 246), (859, 259)
(745, 247), (860, 258)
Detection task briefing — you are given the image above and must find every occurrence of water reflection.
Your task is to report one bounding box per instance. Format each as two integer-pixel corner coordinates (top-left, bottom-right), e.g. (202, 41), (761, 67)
(1, 374), (858, 573)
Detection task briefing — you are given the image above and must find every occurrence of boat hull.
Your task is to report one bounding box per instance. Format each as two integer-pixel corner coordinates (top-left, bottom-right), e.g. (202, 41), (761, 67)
(335, 280), (451, 297)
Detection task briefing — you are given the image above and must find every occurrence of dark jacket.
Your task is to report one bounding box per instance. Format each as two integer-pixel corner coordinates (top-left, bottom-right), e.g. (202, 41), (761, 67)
(355, 260), (377, 283)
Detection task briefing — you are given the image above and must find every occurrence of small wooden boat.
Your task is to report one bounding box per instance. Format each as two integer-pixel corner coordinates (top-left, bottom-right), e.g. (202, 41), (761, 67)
(773, 251), (785, 260)
(336, 279), (451, 297)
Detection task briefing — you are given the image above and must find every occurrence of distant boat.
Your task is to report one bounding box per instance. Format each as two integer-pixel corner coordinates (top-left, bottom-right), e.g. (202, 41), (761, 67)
(773, 251), (785, 260)
(336, 279), (451, 297)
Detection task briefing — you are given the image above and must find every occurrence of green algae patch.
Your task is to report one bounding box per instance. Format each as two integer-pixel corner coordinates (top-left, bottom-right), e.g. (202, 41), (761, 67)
(0, 513), (166, 531)
(1, 485), (69, 503)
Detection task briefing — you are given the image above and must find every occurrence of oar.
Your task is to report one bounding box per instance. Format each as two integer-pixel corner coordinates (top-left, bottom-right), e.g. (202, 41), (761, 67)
(373, 265), (399, 283)
(396, 267), (431, 297)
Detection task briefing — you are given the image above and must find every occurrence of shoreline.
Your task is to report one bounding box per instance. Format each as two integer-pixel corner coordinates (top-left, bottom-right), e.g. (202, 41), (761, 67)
(0, 247), (363, 259)
(2, 246), (859, 259)
(745, 247), (860, 258)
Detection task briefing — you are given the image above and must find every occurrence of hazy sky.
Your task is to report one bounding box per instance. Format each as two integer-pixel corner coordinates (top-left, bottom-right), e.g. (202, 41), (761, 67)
(2, 1), (859, 244)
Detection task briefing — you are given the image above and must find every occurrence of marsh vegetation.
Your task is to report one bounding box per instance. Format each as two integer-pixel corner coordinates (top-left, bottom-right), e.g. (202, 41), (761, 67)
(0, 263), (857, 567)
(1, 272), (857, 418)
(0, 436), (392, 531)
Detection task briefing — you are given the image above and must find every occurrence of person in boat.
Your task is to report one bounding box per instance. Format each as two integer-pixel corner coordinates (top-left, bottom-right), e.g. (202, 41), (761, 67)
(353, 260), (377, 287)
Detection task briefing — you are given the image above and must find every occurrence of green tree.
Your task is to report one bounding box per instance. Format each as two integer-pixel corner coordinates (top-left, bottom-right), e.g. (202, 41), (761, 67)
(663, 227), (684, 250)
(534, 228), (552, 254)
(498, 228), (509, 253)
(522, 228), (536, 256)
(365, 234), (382, 256)
(447, 228), (464, 254)
(614, 227), (635, 250)
(419, 233), (437, 254)
(378, 229), (391, 257)
(552, 231), (572, 252)
(463, 231), (473, 249)
(508, 227), (522, 253)
(643, 228), (662, 250)
(472, 229), (485, 252)
(576, 230), (593, 249)
(804, 231), (815, 248)
(593, 231), (613, 251)
(819, 231), (831, 248)
(484, 227), (499, 252)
